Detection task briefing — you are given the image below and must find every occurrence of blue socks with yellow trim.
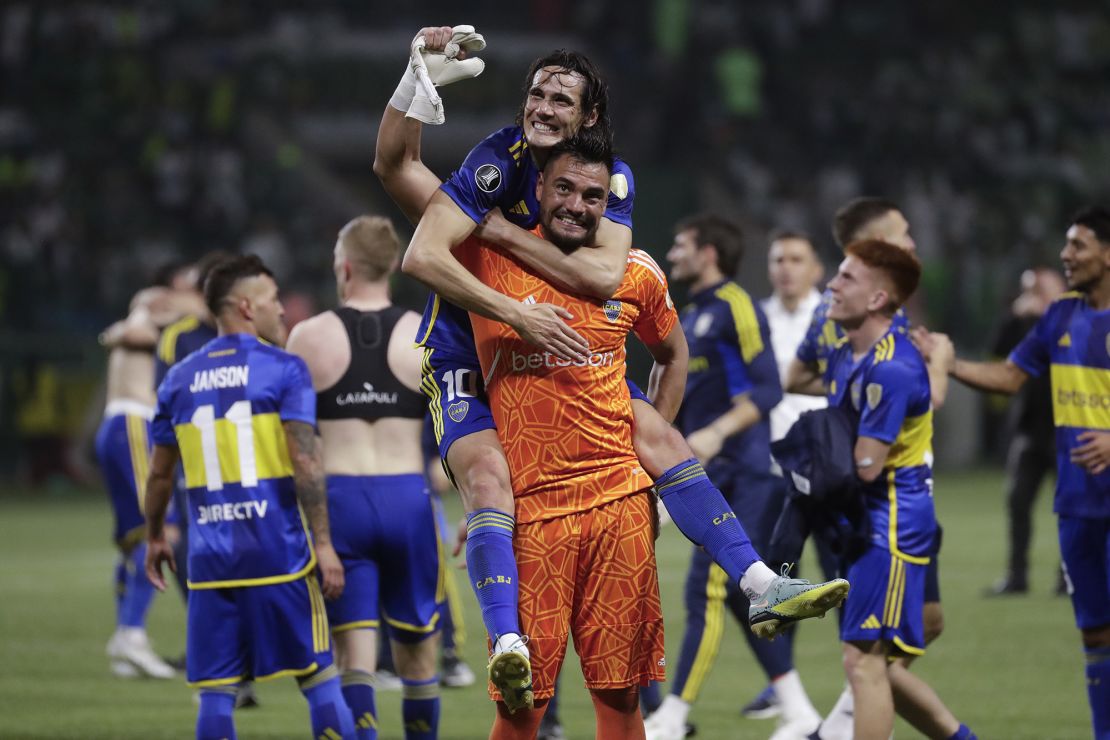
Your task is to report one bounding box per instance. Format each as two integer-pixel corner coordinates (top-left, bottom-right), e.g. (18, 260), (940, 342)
(196, 689), (236, 740)
(1086, 645), (1110, 738)
(118, 543), (156, 628)
(301, 670), (355, 740)
(401, 677), (440, 740)
(465, 509), (521, 640)
(342, 670), (377, 740)
(655, 459), (760, 584)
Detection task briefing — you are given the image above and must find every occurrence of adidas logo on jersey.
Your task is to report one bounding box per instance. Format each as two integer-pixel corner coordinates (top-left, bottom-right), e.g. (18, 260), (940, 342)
(508, 200), (529, 216)
(1059, 332), (1072, 347)
(860, 614), (882, 629)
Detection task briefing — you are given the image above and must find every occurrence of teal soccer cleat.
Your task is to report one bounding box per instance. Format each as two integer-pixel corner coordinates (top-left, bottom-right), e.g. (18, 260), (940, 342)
(749, 575), (850, 640)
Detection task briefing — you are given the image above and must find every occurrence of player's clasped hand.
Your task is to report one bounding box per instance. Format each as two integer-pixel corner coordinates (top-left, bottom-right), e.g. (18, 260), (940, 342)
(1071, 430), (1110, 475)
(144, 537), (176, 592)
(315, 542), (346, 600)
(515, 302), (589, 362)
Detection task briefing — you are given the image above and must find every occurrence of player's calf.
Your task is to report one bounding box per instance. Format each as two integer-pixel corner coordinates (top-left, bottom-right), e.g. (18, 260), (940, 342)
(196, 688), (237, 740)
(299, 665), (356, 740)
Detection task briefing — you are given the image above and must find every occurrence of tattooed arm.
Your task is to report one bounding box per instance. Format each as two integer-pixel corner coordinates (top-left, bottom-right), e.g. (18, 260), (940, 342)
(284, 420), (344, 599)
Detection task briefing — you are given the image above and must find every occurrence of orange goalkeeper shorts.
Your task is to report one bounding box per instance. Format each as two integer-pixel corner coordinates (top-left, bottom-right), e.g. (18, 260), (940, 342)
(490, 490), (665, 701)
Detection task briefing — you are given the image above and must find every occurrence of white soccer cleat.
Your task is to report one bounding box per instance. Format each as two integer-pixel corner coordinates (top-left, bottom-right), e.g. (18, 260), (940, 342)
(643, 709), (688, 740)
(768, 713), (822, 740)
(489, 633), (533, 714)
(113, 628), (177, 679)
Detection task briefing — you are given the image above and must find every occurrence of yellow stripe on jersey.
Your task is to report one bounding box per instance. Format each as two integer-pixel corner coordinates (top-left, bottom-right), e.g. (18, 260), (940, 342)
(873, 334), (896, 364)
(714, 283), (764, 363)
(680, 563), (728, 703)
(421, 348), (445, 444)
(1051, 363), (1110, 430)
(415, 295), (441, 348)
(125, 415), (149, 509)
(157, 315), (199, 365)
(175, 412), (293, 489)
(882, 555), (901, 626)
(887, 410), (933, 470)
(885, 470), (930, 565)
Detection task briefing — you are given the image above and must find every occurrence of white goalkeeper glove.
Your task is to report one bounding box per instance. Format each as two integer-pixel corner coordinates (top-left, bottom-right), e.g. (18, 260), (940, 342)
(406, 25), (486, 125)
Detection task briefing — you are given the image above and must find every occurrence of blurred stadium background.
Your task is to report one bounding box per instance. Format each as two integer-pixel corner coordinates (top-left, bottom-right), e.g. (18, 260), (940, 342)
(0, 1), (1105, 736)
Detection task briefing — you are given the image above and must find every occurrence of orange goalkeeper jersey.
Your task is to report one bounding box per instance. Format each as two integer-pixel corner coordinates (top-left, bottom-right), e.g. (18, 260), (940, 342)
(457, 234), (679, 523)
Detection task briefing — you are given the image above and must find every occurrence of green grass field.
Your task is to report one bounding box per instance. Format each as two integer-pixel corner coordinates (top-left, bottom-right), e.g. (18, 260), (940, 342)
(0, 468), (1089, 739)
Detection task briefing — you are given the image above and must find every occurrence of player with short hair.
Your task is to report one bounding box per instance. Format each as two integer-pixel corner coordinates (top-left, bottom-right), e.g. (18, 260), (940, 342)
(644, 215), (822, 740)
(786, 197), (948, 739)
(824, 240), (973, 740)
(143, 255), (355, 740)
(287, 215), (443, 740)
(930, 207), (1110, 739)
(454, 132), (674, 738)
(378, 33), (850, 715)
(96, 265), (205, 680)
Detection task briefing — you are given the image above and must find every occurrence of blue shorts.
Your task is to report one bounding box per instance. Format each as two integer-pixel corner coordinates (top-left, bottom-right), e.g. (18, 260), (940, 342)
(840, 545), (926, 656)
(421, 348), (496, 461)
(326, 474), (443, 641)
(924, 525), (942, 603)
(1058, 515), (1110, 630)
(186, 575), (333, 687)
(94, 413), (150, 549)
(627, 378), (650, 404)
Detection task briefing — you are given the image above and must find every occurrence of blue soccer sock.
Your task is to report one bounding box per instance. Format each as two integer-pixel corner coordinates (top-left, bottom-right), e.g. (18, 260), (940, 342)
(947, 723), (976, 740)
(119, 543), (156, 628)
(113, 559), (127, 623)
(639, 680), (663, 714)
(196, 689), (237, 740)
(341, 670), (377, 740)
(300, 668), (355, 740)
(465, 509), (521, 641)
(401, 677), (440, 740)
(1086, 645), (1110, 738)
(655, 459), (761, 584)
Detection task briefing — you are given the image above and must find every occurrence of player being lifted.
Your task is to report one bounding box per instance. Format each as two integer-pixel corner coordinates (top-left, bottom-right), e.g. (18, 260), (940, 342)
(375, 24), (848, 714)
(144, 256), (355, 740)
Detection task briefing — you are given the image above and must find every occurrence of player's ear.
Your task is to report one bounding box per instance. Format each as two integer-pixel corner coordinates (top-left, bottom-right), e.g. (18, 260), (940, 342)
(581, 105), (599, 129)
(535, 172), (545, 202)
(867, 288), (891, 313)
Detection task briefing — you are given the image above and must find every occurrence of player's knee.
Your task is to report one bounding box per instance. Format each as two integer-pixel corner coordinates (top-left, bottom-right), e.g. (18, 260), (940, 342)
(923, 602), (944, 644)
(842, 642), (886, 685)
(392, 634), (440, 681)
(590, 685), (639, 714)
(455, 444), (513, 511)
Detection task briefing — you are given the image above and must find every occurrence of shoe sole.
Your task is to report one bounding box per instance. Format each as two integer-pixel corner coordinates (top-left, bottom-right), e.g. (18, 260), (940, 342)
(488, 652), (534, 714)
(750, 579), (850, 640)
(740, 705), (782, 720)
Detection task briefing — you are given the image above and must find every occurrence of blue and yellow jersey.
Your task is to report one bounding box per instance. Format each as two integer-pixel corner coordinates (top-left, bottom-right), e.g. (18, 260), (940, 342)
(414, 125), (636, 357)
(1010, 292), (1110, 519)
(796, 288), (910, 376)
(152, 333), (318, 589)
(825, 329), (936, 560)
(155, 316), (217, 386)
(676, 279), (782, 475)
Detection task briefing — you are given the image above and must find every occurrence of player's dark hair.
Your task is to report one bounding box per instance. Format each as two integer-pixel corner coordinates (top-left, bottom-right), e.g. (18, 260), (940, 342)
(516, 50), (612, 145)
(844, 239), (921, 313)
(204, 254), (274, 317)
(1071, 206), (1110, 246)
(194, 251), (234, 292)
(769, 228), (812, 244)
(152, 259), (192, 288)
(833, 197), (901, 249)
(545, 132), (614, 176)
(675, 213), (745, 277)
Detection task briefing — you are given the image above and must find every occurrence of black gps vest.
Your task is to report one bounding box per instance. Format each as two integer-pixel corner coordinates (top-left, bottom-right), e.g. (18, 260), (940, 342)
(315, 306), (425, 421)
